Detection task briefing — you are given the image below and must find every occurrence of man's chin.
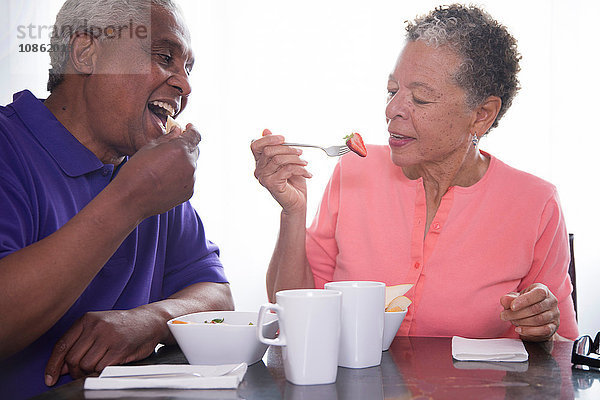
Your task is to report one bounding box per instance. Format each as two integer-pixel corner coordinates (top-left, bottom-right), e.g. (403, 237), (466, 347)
(143, 125), (166, 143)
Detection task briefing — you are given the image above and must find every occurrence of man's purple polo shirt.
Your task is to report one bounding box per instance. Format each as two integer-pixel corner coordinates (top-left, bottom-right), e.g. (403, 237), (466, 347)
(0, 90), (228, 399)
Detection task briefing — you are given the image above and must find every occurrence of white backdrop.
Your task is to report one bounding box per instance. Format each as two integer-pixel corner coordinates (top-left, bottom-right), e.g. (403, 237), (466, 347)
(2, 0), (598, 335)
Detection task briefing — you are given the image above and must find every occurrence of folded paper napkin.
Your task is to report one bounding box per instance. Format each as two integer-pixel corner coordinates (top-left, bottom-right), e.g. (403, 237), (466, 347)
(452, 336), (528, 362)
(84, 363), (247, 390)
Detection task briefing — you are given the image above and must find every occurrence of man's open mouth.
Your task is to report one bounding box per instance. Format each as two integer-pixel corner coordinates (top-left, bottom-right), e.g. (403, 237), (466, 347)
(148, 101), (176, 131)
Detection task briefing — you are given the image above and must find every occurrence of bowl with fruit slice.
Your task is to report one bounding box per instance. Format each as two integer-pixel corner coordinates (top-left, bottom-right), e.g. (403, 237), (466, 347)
(383, 284), (413, 351)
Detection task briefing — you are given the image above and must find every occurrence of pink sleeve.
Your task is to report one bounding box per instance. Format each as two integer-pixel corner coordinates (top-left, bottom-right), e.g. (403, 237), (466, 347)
(306, 162), (341, 289)
(518, 189), (578, 340)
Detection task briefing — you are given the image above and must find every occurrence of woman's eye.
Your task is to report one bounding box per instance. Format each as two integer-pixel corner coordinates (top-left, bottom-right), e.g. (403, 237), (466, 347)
(412, 96), (430, 105)
(387, 90), (397, 98)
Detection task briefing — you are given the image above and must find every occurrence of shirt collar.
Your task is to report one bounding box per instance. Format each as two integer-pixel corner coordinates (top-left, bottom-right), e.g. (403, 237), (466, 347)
(10, 90), (104, 177)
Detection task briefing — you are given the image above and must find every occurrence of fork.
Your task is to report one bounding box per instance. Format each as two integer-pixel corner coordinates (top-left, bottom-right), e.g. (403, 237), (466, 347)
(283, 143), (350, 157)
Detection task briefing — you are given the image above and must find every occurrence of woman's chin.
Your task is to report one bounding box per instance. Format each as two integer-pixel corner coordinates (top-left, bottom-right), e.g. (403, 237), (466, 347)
(389, 148), (416, 167)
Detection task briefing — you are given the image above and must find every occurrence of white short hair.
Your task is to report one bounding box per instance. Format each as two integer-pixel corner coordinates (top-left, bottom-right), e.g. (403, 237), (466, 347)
(48, 0), (181, 92)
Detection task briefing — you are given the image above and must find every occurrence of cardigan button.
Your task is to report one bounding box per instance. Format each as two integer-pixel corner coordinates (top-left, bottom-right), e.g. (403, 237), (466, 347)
(413, 261), (420, 269)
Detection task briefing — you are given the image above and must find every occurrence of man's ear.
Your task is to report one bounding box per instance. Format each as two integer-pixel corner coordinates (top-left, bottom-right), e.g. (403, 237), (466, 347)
(471, 96), (502, 135)
(68, 32), (97, 74)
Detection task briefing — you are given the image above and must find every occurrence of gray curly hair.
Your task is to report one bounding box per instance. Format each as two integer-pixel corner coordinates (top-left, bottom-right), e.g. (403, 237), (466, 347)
(406, 4), (521, 130)
(47, 0), (181, 92)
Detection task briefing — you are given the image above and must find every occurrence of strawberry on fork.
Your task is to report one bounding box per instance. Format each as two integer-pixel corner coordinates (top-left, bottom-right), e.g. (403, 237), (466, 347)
(344, 132), (367, 157)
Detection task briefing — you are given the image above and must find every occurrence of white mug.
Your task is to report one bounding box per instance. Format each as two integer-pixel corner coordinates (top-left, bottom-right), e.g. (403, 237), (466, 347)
(257, 289), (342, 385)
(324, 281), (385, 368)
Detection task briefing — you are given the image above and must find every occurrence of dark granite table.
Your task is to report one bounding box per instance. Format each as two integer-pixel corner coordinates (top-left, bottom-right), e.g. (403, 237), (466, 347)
(32, 337), (600, 399)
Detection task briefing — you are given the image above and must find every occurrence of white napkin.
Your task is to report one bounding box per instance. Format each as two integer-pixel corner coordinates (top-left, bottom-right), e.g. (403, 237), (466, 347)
(84, 363), (247, 390)
(452, 336), (528, 362)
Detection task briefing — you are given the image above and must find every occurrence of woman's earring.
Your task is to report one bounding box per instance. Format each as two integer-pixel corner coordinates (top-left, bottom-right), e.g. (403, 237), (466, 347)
(472, 133), (479, 147)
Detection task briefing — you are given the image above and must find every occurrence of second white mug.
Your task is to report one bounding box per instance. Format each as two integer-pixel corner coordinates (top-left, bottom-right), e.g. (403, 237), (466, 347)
(324, 281), (385, 368)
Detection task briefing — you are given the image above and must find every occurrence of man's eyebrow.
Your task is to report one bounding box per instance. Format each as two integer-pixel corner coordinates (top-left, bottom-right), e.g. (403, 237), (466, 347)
(152, 38), (188, 55)
(152, 38), (177, 49)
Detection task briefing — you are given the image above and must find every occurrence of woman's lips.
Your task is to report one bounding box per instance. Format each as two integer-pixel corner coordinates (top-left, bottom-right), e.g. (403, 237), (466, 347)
(389, 134), (415, 147)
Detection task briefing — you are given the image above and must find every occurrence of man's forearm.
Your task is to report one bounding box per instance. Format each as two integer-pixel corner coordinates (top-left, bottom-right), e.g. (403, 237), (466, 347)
(138, 282), (234, 345)
(0, 183), (140, 359)
(41, 282), (234, 385)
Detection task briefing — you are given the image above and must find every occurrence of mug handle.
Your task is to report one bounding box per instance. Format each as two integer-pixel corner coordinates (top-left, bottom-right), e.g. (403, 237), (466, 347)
(257, 304), (285, 346)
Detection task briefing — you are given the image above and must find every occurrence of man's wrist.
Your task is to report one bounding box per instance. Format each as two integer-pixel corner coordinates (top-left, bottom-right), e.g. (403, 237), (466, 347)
(131, 303), (175, 345)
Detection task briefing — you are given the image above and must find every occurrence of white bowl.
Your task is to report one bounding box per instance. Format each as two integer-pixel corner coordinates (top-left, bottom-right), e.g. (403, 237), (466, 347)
(382, 309), (407, 351)
(168, 311), (278, 365)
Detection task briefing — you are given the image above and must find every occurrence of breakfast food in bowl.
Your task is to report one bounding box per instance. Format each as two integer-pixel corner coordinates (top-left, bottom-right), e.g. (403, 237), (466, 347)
(168, 311), (278, 365)
(385, 284), (413, 312)
(382, 284), (412, 350)
(170, 317), (255, 325)
(386, 295), (412, 312)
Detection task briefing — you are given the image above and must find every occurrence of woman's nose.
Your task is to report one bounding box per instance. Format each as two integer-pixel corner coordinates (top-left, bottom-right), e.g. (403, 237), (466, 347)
(385, 92), (407, 121)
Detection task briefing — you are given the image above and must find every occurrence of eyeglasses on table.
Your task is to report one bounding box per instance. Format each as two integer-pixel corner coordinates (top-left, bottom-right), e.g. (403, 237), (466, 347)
(572, 332), (600, 369)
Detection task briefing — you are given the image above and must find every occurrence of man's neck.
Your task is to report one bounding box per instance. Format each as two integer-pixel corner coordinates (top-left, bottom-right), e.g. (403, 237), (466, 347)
(44, 86), (124, 166)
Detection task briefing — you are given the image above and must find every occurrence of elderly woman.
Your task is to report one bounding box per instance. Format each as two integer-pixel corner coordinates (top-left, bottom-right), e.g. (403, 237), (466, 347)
(251, 4), (578, 341)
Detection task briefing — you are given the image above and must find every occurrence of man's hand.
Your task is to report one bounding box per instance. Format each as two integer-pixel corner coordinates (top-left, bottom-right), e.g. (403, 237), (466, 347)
(500, 283), (560, 342)
(44, 308), (161, 386)
(43, 282), (233, 386)
(111, 123), (201, 222)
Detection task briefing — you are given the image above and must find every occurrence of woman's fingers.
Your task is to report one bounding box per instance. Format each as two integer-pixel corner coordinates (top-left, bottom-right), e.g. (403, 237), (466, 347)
(250, 134), (286, 160)
(507, 309), (558, 327)
(252, 135), (310, 192)
(251, 129), (311, 212)
(515, 323), (558, 340)
(258, 164), (312, 192)
(500, 292), (518, 310)
(499, 283), (560, 341)
(254, 142), (301, 167)
(510, 286), (550, 311)
(500, 295), (557, 321)
(256, 154), (307, 177)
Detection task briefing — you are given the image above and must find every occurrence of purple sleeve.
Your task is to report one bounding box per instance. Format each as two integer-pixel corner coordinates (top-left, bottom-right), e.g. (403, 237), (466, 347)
(162, 201), (228, 297)
(0, 178), (34, 260)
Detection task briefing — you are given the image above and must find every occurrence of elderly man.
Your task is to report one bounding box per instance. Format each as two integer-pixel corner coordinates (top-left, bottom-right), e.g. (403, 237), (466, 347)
(0, 0), (233, 397)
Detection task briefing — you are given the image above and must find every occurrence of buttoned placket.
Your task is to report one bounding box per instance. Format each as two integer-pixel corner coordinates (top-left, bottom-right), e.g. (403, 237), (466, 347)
(402, 183), (455, 335)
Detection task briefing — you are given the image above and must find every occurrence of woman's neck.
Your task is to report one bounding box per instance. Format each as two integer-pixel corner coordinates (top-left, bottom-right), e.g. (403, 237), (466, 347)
(402, 147), (490, 236)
